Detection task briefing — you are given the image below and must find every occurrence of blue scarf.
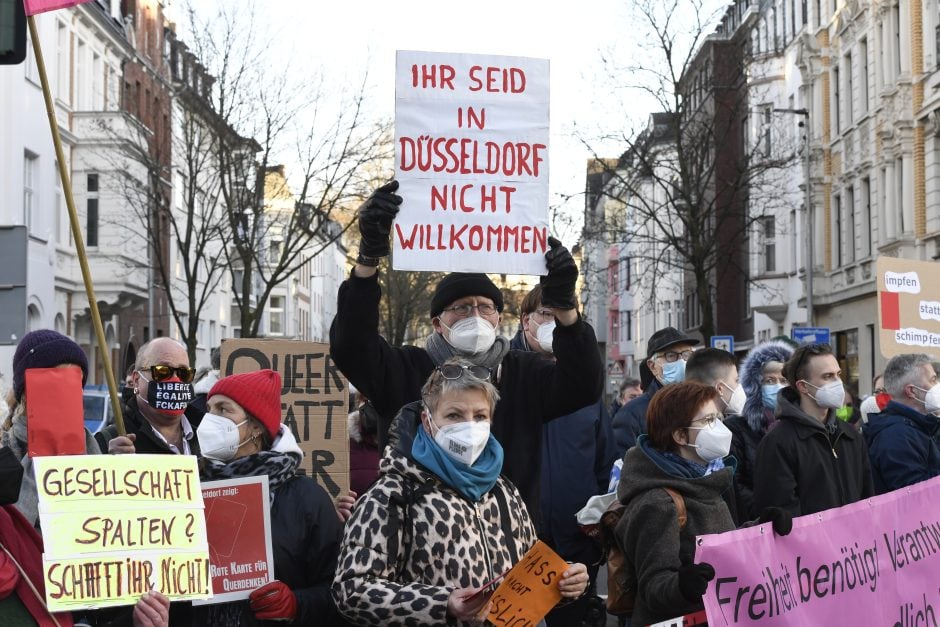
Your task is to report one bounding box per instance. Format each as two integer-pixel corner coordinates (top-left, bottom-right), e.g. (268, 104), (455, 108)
(640, 436), (726, 479)
(411, 426), (504, 502)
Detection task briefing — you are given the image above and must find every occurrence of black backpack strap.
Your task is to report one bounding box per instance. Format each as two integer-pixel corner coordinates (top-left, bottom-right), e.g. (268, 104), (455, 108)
(492, 482), (519, 565)
(386, 477), (436, 581)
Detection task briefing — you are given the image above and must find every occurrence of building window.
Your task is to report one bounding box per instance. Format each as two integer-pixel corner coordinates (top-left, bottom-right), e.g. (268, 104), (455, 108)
(845, 52), (853, 126)
(762, 105), (773, 155)
(845, 185), (856, 264)
(861, 177), (872, 256)
(54, 160), (64, 244)
(621, 256), (632, 291)
(269, 296), (284, 335)
(86, 173), (99, 246)
(23, 152), (37, 231)
(56, 21), (69, 102)
(761, 215), (776, 273)
(860, 38), (869, 113)
(833, 66), (840, 132)
(833, 194), (842, 265)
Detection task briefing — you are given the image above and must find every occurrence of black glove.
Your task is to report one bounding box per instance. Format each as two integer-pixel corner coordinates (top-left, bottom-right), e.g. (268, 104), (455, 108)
(357, 180), (403, 258)
(758, 506), (793, 536)
(540, 236), (578, 309)
(677, 562), (715, 603)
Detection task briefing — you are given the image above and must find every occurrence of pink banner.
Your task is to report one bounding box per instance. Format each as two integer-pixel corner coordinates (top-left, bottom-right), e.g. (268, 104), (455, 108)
(695, 476), (940, 626)
(23, 0), (91, 16)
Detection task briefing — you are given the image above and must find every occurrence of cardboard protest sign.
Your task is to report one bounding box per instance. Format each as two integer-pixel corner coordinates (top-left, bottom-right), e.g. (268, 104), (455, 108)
(220, 339), (349, 497)
(876, 255), (940, 358)
(695, 475), (940, 626)
(194, 476), (274, 605)
(34, 454), (210, 611)
(394, 50), (550, 275)
(26, 367), (85, 456)
(486, 540), (568, 625)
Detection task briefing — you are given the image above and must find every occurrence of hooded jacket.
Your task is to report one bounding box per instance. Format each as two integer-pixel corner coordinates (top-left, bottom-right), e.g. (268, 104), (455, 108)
(332, 401), (538, 626)
(753, 388), (875, 517)
(509, 329), (617, 565)
(329, 272), (603, 518)
(864, 401), (940, 494)
(725, 340), (793, 519)
(614, 438), (735, 627)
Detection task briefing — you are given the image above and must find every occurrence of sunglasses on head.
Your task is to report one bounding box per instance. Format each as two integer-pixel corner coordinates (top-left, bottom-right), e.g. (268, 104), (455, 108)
(437, 364), (492, 381)
(141, 365), (196, 384)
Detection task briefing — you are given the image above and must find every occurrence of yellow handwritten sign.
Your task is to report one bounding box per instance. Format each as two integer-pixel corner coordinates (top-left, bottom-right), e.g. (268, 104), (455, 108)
(34, 454), (201, 511)
(43, 551), (210, 608)
(41, 508), (207, 555)
(487, 540), (568, 625)
(34, 455), (211, 611)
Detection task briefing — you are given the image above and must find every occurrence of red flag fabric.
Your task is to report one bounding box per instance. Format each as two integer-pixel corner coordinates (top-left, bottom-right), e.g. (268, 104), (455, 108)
(23, 0), (92, 17)
(25, 367), (85, 456)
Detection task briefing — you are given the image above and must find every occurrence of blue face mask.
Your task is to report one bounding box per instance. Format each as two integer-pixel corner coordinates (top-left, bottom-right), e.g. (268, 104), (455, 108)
(660, 359), (686, 384)
(762, 383), (785, 410)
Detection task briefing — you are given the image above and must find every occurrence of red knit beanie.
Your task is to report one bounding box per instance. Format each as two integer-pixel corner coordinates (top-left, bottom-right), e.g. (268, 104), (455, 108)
(208, 370), (282, 438)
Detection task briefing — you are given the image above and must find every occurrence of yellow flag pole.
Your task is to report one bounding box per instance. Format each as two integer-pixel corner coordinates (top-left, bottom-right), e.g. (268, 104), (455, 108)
(27, 15), (126, 436)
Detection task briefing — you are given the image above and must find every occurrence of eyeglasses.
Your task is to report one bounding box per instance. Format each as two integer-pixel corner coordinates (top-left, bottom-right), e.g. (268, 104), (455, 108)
(437, 364), (492, 381)
(141, 365), (196, 384)
(442, 303), (498, 317)
(690, 413), (723, 428)
(531, 309), (554, 319)
(657, 349), (694, 363)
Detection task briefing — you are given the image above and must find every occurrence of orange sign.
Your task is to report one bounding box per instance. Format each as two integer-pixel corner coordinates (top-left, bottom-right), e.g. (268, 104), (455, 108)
(486, 540), (568, 625)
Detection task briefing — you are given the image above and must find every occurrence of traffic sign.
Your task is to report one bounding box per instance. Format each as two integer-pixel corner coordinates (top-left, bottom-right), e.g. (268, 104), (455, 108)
(791, 327), (831, 345)
(710, 335), (734, 352)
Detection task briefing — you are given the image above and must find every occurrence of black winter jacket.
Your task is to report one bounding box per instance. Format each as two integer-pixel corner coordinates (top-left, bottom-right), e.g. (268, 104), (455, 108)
(724, 414), (762, 521)
(753, 388), (875, 517)
(95, 397), (201, 456)
(508, 330), (617, 564)
(864, 401), (940, 494)
(614, 439), (736, 627)
(611, 378), (662, 455)
(328, 272), (603, 516)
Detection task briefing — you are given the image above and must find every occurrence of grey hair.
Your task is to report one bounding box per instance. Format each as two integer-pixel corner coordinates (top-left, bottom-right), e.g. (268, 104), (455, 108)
(883, 354), (934, 397)
(421, 357), (500, 414)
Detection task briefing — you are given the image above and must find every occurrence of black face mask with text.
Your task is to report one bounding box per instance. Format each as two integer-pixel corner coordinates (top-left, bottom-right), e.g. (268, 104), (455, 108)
(141, 380), (194, 416)
(0, 447), (24, 505)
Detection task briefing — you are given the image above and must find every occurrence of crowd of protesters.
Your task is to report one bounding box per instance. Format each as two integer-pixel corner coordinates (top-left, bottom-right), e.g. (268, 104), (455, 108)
(0, 179), (938, 626)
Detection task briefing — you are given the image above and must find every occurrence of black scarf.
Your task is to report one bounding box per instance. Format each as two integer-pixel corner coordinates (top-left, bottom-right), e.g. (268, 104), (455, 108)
(199, 450), (300, 504)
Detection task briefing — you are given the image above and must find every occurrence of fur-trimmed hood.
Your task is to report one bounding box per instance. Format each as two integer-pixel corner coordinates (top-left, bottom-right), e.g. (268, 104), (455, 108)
(740, 340), (794, 433)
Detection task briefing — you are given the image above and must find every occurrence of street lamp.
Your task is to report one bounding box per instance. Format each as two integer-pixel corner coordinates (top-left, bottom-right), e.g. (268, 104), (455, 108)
(774, 107), (812, 326)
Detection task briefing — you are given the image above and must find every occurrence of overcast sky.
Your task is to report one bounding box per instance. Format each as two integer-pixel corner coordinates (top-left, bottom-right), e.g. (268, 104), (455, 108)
(189, 0), (724, 241)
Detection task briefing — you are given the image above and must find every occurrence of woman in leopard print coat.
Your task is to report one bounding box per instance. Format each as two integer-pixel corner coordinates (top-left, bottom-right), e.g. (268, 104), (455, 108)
(332, 359), (589, 626)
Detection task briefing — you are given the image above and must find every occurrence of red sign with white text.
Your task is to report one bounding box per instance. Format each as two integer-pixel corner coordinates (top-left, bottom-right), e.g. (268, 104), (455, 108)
(195, 476), (274, 605)
(24, 0), (92, 16)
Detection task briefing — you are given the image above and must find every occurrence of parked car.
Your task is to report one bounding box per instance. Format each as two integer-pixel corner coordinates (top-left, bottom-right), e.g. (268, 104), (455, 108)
(82, 385), (116, 434)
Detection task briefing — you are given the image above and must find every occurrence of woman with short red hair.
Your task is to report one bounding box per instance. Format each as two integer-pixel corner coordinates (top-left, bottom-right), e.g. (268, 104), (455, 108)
(613, 381), (736, 625)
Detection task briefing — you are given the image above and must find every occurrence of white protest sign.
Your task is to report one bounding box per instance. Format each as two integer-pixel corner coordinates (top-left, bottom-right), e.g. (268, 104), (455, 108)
(394, 50), (550, 275)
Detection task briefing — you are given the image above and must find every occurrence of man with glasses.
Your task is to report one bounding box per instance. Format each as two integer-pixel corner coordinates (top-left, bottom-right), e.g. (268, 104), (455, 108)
(863, 354), (940, 494)
(97, 337), (200, 456)
(612, 327), (699, 455)
(753, 343), (874, 516)
(330, 181), (603, 516)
